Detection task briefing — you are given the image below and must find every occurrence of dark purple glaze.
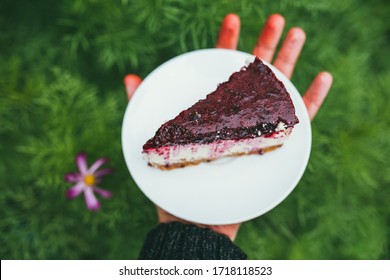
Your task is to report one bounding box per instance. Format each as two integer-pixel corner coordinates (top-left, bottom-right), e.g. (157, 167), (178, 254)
(143, 57), (299, 149)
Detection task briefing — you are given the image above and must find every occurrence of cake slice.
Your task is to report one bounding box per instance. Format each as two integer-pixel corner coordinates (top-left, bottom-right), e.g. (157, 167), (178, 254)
(143, 57), (299, 170)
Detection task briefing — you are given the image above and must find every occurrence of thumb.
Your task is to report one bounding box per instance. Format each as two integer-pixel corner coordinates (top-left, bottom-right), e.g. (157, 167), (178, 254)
(124, 74), (142, 101)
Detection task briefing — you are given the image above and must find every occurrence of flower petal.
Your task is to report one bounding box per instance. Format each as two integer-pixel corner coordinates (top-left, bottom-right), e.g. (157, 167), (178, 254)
(94, 168), (113, 178)
(84, 187), (100, 211)
(66, 182), (85, 199)
(75, 152), (88, 175)
(64, 172), (82, 183)
(88, 157), (109, 174)
(94, 187), (112, 198)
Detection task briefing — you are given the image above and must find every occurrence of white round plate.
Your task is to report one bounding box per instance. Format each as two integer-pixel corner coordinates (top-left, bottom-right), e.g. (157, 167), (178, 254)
(122, 49), (311, 225)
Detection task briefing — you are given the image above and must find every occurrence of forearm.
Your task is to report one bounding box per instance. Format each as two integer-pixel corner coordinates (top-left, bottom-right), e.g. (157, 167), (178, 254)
(138, 222), (247, 260)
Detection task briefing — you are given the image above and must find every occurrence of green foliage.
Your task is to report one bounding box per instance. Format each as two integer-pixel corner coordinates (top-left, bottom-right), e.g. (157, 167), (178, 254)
(1, 0), (389, 259)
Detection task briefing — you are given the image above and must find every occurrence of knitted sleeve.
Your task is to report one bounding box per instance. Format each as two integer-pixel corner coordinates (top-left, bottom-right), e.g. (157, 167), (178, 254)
(138, 222), (247, 260)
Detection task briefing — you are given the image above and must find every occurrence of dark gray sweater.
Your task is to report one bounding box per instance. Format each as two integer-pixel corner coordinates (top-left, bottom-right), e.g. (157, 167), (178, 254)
(138, 222), (247, 260)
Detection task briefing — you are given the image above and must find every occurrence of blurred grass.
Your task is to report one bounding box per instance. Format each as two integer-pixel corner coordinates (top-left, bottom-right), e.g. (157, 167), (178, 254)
(0, 0), (389, 259)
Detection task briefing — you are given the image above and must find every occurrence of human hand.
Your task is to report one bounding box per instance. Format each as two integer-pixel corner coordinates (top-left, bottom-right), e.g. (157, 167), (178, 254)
(124, 13), (333, 241)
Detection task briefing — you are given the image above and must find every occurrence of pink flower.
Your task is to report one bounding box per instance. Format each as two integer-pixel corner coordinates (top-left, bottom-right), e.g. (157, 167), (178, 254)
(65, 152), (113, 211)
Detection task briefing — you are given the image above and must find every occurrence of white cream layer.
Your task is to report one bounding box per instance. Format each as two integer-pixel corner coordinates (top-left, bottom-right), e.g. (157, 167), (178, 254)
(143, 125), (293, 167)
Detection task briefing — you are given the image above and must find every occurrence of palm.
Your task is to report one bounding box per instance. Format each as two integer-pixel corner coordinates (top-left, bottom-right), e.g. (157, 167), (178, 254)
(124, 13), (333, 241)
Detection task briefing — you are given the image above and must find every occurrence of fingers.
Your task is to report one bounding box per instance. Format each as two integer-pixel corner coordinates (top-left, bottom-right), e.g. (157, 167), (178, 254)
(216, 13), (240, 49)
(124, 74), (142, 101)
(303, 72), (333, 120)
(252, 14), (285, 62)
(273, 27), (306, 79)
